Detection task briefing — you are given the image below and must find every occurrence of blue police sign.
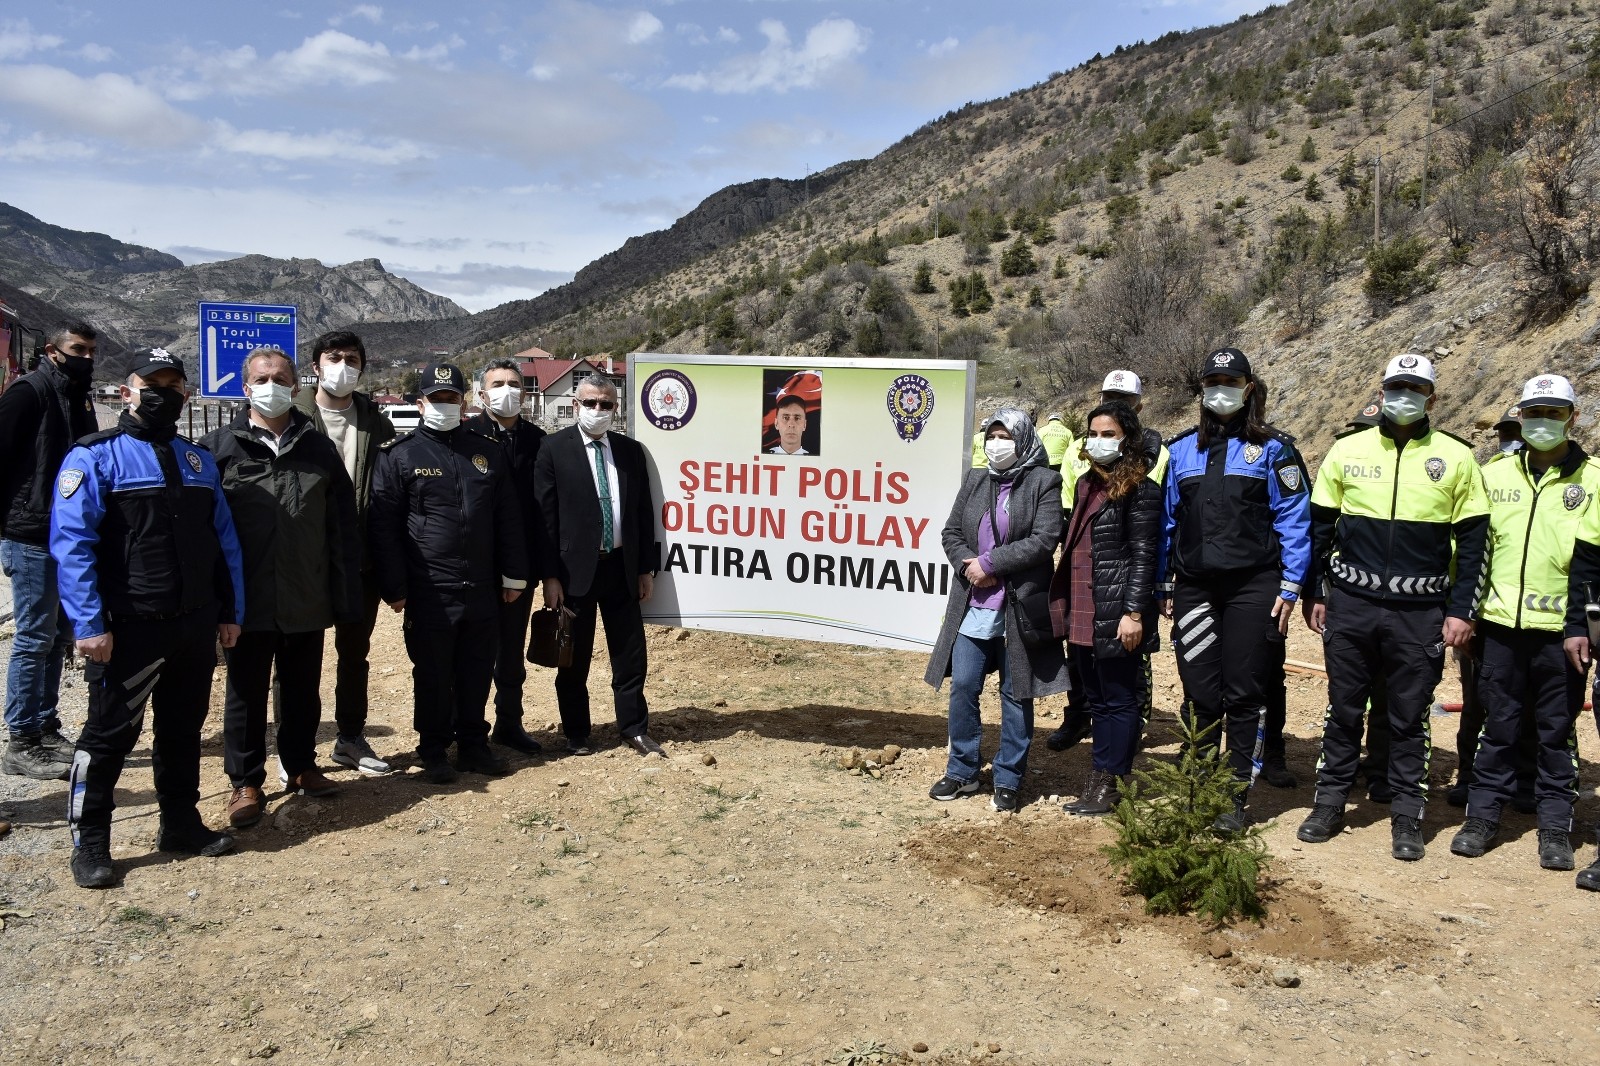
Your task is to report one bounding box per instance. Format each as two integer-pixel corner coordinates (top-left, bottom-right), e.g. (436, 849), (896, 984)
(197, 301), (297, 399)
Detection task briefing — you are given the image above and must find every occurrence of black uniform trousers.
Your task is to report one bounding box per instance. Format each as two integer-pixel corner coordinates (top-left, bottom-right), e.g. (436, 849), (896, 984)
(1454, 639), (1539, 794)
(331, 568), (383, 739)
(493, 587), (535, 728)
(1315, 585), (1445, 821)
(403, 615), (499, 760)
(68, 610), (217, 847)
(1468, 621), (1584, 830)
(223, 629), (326, 788)
(556, 550), (649, 743)
(1172, 568), (1281, 783)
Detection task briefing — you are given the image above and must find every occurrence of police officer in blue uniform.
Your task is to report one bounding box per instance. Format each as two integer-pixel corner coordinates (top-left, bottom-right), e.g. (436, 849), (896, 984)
(369, 363), (529, 783)
(1159, 348), (1312, 832)
(51, 348), (246, 888)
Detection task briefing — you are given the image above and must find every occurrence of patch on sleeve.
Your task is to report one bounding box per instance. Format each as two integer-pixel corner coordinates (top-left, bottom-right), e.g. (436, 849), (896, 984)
(58, 468), (85, 499)
(1276, 462), (1304, 493)
(185, 450), (204, 474)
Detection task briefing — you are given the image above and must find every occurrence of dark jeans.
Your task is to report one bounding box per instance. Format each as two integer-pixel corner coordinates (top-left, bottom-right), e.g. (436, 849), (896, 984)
(1172, 569), (1280, 783)
(555, 551), (649, 742)
(331, 569), (383, 739)
(68, 611), (217, 847)
(946, 632), (1032, 791)
(403, 615), (499, 760)
(1315, 587), (1446, 821)
(2, 538), (72, 737)
(1469, 622), (1585, 830)
(1069, 644), (1142, 776)
(223, 629), (326, 788)
(493, 586), (535, 728)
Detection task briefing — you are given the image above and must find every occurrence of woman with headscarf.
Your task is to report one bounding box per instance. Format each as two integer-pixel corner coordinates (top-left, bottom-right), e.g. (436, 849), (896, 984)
(923, 409), (1069, 812)
(1158, 348), (1311, 832)
(1048, 401), (1162, 816)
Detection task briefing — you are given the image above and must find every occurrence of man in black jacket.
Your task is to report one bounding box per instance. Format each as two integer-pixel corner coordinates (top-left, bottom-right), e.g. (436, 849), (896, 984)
(465, 358), (549, 754)
(370, 363), (528, 783)
(292, 330), (396, 775)
(0, 321), (99, 780)
(533, 373), (661, 756)
(203, 349), (360, 829)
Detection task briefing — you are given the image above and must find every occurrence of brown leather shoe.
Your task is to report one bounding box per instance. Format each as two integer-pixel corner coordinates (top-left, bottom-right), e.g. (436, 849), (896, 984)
(227, 786), (265, 828)
(283, 766), (340, 797)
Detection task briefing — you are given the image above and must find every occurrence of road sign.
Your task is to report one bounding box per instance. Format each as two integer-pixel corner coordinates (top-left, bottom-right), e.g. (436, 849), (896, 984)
(197, 301), (297, 399)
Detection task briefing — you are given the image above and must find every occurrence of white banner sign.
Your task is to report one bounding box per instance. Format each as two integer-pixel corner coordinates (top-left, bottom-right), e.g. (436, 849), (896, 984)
(629, 354), (976, 650)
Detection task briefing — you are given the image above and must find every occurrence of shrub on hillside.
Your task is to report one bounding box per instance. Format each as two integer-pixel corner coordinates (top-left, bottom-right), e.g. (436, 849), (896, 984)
(948, 271), (995, 317)
(1225, 129), (1257, 165)
(1364, 234), (1436, 307)
(1000, 236), (1039, 277)
(911, 260), (936, 294)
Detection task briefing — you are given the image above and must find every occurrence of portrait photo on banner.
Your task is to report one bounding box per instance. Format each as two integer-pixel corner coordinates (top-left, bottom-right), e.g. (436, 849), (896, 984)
(761, 368), (823, 457)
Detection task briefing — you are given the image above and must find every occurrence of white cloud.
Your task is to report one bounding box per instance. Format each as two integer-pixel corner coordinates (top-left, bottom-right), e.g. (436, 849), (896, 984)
(6, 131), (98, 162)
(529, 63), (558, 81)
(0, 18), (63, 60)
(715, 27), (739, 44)
(212, 123), (433, 166)
(927, 37), (959, 58)
(331, 4), (383, 26)
(76, 43), (115, 62)
(892, 25), (1040, 111)
(664, 18), (868, 94)
(627, 12), (664, 44)
(400, 34), (465, 69)
(0, 64), (205, 146)
(172, 30), (396, 98)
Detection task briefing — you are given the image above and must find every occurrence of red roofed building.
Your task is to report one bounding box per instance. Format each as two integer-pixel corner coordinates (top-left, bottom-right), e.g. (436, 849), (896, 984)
(515, 352), (627, 427)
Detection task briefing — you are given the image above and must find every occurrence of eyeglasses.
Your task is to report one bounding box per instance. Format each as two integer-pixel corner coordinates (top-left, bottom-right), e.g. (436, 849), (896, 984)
(577, 398), (616, 411)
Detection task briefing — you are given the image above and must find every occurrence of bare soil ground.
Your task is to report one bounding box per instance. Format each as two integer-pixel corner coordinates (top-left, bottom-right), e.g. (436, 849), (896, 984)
(3, 615), (1599, 1065)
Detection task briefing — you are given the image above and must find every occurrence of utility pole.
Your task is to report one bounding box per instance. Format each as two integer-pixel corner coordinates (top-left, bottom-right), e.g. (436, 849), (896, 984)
(1373, 150), (1382, 246)
(933, 195), (940, 240)
(1422, 74), (1435, 209)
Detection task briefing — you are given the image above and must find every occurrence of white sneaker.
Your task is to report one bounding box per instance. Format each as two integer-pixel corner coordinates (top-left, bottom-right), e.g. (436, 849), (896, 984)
(331, 735), (391, 776)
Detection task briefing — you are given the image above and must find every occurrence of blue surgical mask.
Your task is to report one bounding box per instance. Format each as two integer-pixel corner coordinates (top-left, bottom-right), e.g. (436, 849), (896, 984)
(1520, 417), (1569, 451)
(1381, 388), (1428, 426)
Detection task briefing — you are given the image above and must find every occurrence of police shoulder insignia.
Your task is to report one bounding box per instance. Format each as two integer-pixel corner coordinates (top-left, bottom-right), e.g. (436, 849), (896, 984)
(1565, 484), (1586, 511)
(1425, 456), (1446, 482)
(185, 450), (204, 474)
(472, 454), (489, 474)
(1242, 443), (1264, 464)
(1277, 464), (1303, 493)
(58, 468), (85, 499)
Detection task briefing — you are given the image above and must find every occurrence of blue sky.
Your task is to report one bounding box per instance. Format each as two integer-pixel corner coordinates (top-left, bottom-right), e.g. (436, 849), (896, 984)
(1, 1), (1267, 312)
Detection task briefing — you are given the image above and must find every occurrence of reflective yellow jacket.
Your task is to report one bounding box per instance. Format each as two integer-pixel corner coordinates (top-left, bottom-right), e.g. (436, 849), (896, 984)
(1481, 446), (1600, 632)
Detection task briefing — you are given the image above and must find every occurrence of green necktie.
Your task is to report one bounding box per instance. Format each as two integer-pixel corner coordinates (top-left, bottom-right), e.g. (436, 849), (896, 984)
(592, 439), (613, 552)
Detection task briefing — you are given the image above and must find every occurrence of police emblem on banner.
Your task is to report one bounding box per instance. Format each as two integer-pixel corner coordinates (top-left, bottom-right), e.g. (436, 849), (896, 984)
(472, 454), (488, 474)
(1425, 457), (1446, 482)
(1243, 443), (1263, 464)
(1565, 484), (1586, 511)
(641, 369), (696, 431)
(185, 451), (203, 474)
(58, 469), (84, 499)
(1277, 465), (1303, 493)
(887, 373), (935, 442)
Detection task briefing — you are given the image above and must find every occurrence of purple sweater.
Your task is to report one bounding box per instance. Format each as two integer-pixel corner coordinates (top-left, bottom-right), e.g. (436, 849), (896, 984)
(970, 481), (1012, 610)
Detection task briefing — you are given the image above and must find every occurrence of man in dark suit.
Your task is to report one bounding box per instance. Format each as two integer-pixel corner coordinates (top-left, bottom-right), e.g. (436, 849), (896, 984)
(532, 372), (661, 756)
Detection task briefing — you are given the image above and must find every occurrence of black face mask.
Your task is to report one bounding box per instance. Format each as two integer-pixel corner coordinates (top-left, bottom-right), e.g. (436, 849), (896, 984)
(135, 386), (185, 428)
(59, 354), (94, 384)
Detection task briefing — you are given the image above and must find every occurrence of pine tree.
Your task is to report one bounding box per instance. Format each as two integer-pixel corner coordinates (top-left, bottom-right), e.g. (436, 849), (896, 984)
(1000, 235), (1038, 277)
(1300, 135), (1319, 163)
(912, 259), (935, 294)
(1104, 715), (1271, 923)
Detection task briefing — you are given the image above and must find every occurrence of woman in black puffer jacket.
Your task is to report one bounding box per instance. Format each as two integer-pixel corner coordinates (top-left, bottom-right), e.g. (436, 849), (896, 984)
(1048, 401), (1161, 816)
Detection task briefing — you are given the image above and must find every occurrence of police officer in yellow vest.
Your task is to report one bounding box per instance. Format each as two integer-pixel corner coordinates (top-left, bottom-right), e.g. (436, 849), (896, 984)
(1038, 413), (1075, 472)
(1298, 353), (1490, 861)
(1451, 375), (1597, 877)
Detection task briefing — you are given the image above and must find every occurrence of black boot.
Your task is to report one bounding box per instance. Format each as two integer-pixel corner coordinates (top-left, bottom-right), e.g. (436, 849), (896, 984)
(1045, 709), (1092, 752)
(1214, 790), (1249, 835)
(1261, 750), (1297, 789)
(1065, 769), (1119, 816)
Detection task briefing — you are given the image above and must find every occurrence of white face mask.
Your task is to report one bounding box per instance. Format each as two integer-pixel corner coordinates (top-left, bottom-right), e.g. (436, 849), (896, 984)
(984, 437), (1017, 469)
(248, 381), (294, 419)
(578, 404), (614, 436)
(1382, 388), (1429, 426)
(1520, 417), (1569, 451)
(1202, 385), (1246, 416)
(421, 400), (461, 432)
(1084, 436), (1122, 464)
(1498, 440), (1523, 455)
(485, 384), (522, 417)
(320, 360), (360, 398)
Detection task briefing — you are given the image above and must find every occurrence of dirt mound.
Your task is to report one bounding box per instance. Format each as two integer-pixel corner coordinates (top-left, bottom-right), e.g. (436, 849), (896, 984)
(907, 819), (1427, 967)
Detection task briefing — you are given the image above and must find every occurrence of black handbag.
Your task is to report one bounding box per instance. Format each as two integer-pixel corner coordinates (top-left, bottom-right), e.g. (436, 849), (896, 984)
(526, 608), (574, 668)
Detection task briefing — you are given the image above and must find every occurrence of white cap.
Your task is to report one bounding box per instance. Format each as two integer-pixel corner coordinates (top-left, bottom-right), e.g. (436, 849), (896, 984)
(1101, 369), (1143, 396)
(1383, 353), (1435, 387)
(1520, 373), (1577, 407)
